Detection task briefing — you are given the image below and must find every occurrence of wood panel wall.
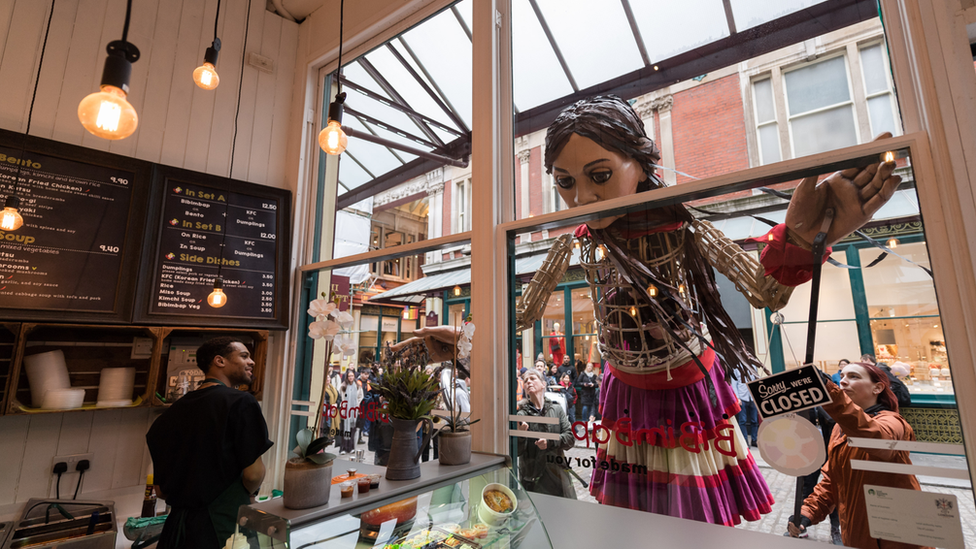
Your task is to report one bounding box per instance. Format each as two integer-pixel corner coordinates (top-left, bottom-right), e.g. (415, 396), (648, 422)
(0, 0), (298, 513)
(0, 0), (298, 188)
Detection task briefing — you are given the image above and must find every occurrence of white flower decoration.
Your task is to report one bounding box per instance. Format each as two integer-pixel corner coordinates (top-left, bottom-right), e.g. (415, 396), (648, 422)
(309, 319), (340, 340)
(333, 334), (356, 357)
(457, 321), (476, 359)
(308, 299), (337, 319)
(334, 310), (354, 329)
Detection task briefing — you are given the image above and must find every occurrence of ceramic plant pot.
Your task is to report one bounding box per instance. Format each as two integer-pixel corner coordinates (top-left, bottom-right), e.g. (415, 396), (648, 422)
(437, 430), (472, 465)
(283, 458), (333, 509)
(385, 417), (432, 480)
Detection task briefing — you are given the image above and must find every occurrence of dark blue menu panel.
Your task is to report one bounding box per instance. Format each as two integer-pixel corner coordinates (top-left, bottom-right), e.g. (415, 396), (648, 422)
(149, 181), (280, 320)
(0, 147), (133, 313)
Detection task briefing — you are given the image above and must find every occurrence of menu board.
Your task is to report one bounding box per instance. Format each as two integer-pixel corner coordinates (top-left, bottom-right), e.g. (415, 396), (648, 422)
(140, 168), (289, 328)
(0, 146), (135, 314)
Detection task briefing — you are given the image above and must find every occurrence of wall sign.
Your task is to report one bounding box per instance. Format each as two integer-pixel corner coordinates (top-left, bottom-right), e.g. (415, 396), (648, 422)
(748, 365), (831, 419)
(136, 166), (290, 329)
(0, 132), (150, 322)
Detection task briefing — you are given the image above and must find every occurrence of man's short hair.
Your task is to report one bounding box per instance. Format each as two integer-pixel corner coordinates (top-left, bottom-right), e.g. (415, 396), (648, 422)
(197, 336), (244, 374)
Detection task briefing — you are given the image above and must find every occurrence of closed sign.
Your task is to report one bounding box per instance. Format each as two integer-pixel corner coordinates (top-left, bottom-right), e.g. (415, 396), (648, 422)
(748, 365), (832, 420)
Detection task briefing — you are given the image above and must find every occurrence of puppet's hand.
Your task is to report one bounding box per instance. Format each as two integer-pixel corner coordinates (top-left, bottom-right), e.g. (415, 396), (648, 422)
(786, 132), (900, 247)
(415, 326), (464, 362)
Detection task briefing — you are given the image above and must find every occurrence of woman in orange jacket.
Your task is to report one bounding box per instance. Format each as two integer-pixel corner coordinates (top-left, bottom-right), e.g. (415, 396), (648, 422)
(789, 362), (930, 549)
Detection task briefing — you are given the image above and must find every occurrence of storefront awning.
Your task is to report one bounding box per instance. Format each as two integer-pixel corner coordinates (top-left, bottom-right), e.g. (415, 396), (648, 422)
(368, 246), (583, 304)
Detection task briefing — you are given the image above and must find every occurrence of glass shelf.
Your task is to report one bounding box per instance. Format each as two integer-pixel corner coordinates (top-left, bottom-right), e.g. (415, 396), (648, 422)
(238, 466), (551, 549)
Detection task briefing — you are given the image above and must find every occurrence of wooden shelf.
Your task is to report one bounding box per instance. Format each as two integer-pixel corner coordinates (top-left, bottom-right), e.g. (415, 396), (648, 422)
(3, 323), (267, 415)
(151, 327), (268, 407)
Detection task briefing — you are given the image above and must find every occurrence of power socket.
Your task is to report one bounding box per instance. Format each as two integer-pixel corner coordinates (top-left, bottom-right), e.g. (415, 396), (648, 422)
(53, 453), (93, 473)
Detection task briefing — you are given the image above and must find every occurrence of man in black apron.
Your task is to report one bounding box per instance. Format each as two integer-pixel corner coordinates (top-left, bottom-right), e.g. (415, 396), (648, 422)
(147, 337), (273, 549)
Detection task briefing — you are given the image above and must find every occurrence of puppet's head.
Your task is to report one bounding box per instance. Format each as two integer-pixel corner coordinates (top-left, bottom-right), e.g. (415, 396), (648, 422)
(544, 95), (662, 189)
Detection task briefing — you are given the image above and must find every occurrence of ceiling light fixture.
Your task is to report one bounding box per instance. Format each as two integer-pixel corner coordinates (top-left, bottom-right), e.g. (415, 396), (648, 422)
(193, 0), (222, 90)
(1, 196), (24, 231)
(318, 0), (347, 155)
(886, 236), (900, 249)
(78, 0), (140, 140)
(207, 276), (227, 308)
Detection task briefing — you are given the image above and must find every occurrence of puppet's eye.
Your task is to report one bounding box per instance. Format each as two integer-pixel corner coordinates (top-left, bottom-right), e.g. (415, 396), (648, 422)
(590, 170), (612, 184)
(555, 176), (575, 189)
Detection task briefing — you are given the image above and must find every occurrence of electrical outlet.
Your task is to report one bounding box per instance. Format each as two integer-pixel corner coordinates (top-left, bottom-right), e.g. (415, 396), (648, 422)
(53, 453), (93, 472)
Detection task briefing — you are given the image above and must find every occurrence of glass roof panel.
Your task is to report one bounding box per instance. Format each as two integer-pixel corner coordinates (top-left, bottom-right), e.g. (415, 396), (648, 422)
(336, 155), (373, 191)
(341, 116), (409, 175)
(359, 120), (420, 163)
(341, 61), (391, 102)
(455, 0), (473, 33)
(631, 0), (730, 62)
(534, 0), (644, 90)
(344, 62), (431, 143)
(363, 47), (459, 133)
(512, 0), (574, 110)
(401, 9), (473, 129)
(730, 0), (827, 32)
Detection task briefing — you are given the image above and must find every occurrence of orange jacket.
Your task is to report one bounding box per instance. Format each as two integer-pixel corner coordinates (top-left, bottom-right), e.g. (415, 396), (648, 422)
(802, 383), (931, 549)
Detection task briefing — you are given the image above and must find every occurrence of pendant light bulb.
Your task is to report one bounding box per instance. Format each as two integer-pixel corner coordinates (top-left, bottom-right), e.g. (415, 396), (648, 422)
(193, 63), (219, 90)
(318, 92), (348, 155)
(79, 41), (140, 140)
(208, 277), (227, 308)
(886, 236), (899, 249)
(193, 40), (221, 90)
(1, 195), (24, 231)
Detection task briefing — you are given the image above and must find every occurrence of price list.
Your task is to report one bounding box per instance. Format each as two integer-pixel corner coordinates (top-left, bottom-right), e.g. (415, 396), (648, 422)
(0, 147), (133, 312)
(148, 181), (279, 319)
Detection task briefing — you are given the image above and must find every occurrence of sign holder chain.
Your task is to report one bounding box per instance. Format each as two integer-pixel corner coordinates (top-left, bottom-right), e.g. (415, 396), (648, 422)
(791, 207), (835, 533)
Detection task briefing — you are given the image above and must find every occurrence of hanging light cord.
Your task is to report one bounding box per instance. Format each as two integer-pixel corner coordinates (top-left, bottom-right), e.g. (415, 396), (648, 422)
(121, 0), (132, 43)
(6, 0), (55, 202)
(217, 0), (251, 282)
(336, 0), (344, 93)
(213, 0), (221, 41)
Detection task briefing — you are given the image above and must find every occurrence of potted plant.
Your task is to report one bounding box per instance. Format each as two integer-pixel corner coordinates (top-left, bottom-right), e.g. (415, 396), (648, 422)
(437, 320), (478, 465)
(282, 295), (355, 509)
(283, 428), (337, 509)
(374, 343), (441, 480)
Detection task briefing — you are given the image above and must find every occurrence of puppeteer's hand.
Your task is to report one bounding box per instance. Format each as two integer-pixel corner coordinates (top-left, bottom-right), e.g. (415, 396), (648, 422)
(785, 132), (901, 247)
(389, 326), (463, 362)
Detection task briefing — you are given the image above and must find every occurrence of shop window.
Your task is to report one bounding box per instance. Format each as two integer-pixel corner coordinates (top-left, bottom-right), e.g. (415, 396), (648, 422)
(784, 54), (859, 157)
(860, 43), (898, 137)
(752, 78), (781, 164)
(454, 178), (472, 232)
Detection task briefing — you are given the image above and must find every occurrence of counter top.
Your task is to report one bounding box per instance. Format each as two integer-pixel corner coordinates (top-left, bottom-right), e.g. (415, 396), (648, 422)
(248, 452), (507, 529)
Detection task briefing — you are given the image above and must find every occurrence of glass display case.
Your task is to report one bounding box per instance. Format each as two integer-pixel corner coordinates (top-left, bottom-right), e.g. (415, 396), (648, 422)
(236, 454), (551, 548)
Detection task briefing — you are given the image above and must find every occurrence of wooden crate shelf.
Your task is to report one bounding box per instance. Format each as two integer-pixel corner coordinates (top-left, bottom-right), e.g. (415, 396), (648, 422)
(7, 324), (159, 414)
(152, 327), (267, 407)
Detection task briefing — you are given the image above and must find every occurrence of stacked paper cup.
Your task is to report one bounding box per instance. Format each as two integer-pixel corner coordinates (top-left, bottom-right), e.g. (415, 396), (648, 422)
(97, 367), (135, 407)
(24, 350), (72, 408)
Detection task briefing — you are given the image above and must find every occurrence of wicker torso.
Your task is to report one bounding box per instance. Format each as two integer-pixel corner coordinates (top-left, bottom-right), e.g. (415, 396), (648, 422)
(578, 225), (708, 377)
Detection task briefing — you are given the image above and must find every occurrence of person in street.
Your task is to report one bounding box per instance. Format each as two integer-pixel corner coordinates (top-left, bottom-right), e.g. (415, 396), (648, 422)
(338, 368), (363, 454)
(575, 362), (599, 424)
(516, 368), (577, 499)
(556, 355), (577, 384)
(147, 337), (273, 549)
(788, 362), (928, 549)
(731, 369), (758, 447)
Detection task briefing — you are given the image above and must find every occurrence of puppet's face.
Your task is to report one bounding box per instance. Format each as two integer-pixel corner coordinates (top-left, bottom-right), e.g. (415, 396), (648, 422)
(551, 133), (643, 229)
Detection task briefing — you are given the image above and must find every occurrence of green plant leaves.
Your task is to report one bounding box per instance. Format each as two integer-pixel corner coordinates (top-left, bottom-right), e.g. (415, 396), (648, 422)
(374, 366), (441, 420)
(307, 452), (336, 465)
(306, 437), (331, 456)
(296, 428), (313, 451)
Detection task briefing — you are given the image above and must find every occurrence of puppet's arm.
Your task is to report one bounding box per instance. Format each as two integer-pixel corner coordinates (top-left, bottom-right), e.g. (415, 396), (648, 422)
(515, 233), (574, 331)
(691, 219), (796, 311)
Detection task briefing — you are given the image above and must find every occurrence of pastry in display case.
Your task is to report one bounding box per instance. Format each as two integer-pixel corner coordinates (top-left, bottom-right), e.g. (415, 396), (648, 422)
(235, 455), (551, 549)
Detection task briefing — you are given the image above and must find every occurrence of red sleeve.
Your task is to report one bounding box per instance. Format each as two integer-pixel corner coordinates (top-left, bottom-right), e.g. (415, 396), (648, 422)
(746, 224), (831, 286)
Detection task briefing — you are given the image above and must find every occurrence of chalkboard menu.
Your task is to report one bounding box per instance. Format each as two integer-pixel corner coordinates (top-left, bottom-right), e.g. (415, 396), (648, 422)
(136, 166), (290, 328)
(0, 133), (150, 322)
